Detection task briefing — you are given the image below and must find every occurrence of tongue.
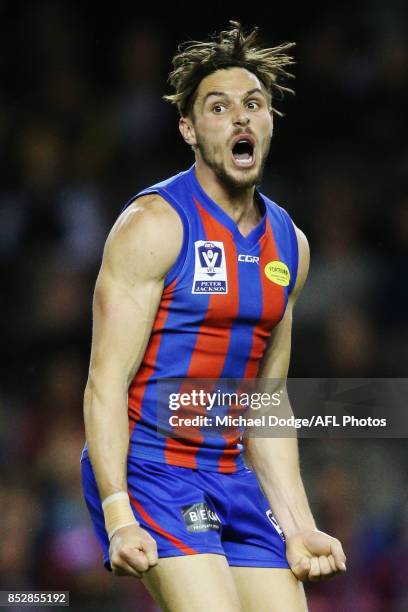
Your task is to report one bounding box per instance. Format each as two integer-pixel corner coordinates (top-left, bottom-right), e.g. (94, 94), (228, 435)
(234, 152), (251, 161)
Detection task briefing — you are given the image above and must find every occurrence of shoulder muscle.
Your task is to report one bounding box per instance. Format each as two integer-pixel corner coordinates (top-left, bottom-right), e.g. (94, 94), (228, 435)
(103, 193), (183, 286)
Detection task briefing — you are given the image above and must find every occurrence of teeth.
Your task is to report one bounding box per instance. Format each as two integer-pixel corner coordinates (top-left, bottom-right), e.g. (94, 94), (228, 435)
(233, 154), (254, 167)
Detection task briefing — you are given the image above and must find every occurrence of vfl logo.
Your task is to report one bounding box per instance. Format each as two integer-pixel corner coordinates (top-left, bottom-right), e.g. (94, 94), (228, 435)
(192, 241), (228, 294)
(266, 509), (285, 541)
(199, 243), (222, 275)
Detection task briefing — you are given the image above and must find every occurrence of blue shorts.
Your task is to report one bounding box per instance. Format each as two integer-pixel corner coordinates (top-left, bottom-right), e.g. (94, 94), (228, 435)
(81, 455), (289, 570)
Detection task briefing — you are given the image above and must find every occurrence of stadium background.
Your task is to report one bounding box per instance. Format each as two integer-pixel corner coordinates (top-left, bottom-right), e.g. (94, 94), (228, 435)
(0, 1), (407, 610)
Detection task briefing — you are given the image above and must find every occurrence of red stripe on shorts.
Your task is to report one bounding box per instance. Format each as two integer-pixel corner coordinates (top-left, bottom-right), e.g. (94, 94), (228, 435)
(128, 490), (197, 555)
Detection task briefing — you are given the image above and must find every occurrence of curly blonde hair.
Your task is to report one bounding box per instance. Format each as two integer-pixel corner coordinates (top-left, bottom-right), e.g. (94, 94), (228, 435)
(163, 21), (295, 117)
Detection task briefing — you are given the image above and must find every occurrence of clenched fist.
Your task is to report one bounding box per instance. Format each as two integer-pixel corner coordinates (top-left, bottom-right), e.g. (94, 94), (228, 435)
(286, 529), (347, 582)
(109, 524), (159, 578)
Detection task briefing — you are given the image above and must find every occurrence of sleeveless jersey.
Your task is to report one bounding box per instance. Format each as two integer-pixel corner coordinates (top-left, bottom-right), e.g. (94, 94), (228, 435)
(82, 164), (298, 473)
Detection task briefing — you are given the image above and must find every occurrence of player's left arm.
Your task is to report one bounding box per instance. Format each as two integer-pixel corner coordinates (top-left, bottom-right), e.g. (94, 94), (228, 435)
(244, 225), (347, 582)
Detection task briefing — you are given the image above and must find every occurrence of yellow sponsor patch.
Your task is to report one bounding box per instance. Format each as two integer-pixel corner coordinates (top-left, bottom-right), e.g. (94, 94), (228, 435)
(264, 261), (290, 286)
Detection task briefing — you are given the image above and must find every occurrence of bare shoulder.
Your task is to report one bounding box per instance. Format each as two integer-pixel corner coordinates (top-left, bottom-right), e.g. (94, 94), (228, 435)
(103, 193), (184, 283)
(291, 225), (310, 302)
(109, 193), (183, 249)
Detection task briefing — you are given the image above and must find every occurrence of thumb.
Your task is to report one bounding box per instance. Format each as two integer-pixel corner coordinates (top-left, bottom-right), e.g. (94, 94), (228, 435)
(291, 556), (311, 581)
(330, 538), (347, 571)
(303, 531), (332, 556)
(142, 539), (159, 567)
(122, 547), (150, 573)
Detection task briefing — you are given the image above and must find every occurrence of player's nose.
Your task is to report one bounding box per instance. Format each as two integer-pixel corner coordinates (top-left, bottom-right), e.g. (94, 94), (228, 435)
(232, 107), (250, 126)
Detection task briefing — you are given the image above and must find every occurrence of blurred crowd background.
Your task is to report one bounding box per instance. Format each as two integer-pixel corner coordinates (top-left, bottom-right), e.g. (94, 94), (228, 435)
(0, 1), (407, 610)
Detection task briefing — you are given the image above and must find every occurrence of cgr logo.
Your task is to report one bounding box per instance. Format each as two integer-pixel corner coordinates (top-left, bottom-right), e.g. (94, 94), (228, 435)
(238, 254), (259, 264)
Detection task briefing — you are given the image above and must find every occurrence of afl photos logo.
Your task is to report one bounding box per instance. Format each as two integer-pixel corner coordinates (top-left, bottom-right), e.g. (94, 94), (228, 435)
(192, 241), (228, 294)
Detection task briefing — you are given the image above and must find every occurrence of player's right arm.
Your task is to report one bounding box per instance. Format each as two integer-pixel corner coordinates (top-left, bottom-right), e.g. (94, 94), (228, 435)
(83, 194), (183, 578)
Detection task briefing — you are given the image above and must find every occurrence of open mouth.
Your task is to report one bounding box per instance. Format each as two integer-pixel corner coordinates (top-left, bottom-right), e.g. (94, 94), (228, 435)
(231, 138), (255, 168)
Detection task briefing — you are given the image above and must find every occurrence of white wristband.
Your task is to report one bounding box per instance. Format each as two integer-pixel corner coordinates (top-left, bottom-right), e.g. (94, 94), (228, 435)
(102, 491), (129, 510)
(101, 490), (139, 540)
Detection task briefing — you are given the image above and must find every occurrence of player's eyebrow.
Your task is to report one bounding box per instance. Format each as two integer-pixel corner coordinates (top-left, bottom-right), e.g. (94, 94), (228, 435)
(243, 88), (264, 98)
(203, 88), (265, 104)
(203, 91), (228, 103)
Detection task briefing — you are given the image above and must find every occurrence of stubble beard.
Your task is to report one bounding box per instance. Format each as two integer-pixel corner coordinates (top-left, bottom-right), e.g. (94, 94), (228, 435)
(195, 132), (271, 193)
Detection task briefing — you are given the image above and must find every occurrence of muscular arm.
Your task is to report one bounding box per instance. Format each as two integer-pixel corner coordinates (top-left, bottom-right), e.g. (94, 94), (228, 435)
(83, 194), (183, 575)
(244, 227), (347, 582)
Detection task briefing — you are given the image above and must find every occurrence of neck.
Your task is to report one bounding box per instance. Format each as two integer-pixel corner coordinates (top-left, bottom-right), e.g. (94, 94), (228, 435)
(194, 158), (260, 226)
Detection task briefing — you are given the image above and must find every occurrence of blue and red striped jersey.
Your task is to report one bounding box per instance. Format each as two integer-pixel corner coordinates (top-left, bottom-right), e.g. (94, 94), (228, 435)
(125, 164), (299, 472)
(82, 164), (299, 472)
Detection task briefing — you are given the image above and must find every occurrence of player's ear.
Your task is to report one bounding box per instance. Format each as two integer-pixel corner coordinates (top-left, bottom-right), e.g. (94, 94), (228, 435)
(268, 102), (274, 132)
(179, 116), (197, 147)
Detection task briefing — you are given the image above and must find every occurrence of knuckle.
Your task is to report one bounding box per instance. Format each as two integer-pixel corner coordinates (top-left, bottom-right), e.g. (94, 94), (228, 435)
(120, 546), (136, 558)
(116, 551), (128, 565)
(295, 562), (308, 574)
(310, 563), (320, 576)
(138, 558), (149, 571)
(147, 543), (159, 557)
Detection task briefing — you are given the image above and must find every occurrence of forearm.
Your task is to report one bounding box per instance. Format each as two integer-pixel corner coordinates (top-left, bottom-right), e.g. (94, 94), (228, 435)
(84, 377), (130, 500)
(245, 436), (316, 537)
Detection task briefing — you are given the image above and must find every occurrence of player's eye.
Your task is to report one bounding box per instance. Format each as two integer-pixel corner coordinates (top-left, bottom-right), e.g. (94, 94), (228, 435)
(247, 100), (260, 110)
(212, 103), (226, 113)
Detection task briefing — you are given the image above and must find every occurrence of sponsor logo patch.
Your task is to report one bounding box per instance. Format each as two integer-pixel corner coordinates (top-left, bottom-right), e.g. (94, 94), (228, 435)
(238, 254), (260, 264)
(264, 260), (290, 286)
(182, 503), (221, 532)
(192, 241), (228, 294)
(266, 509), (285, 540)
